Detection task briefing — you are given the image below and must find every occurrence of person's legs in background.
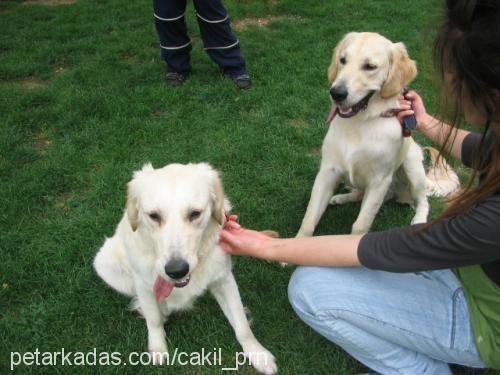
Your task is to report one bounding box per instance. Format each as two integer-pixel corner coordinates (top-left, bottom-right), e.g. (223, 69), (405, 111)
(154, 0), (191, 86)
(193, 0), (251, 89)
(288, 267), (486, 375)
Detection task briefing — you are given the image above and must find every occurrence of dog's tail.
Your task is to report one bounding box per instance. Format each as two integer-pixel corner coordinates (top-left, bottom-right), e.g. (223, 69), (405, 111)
(424, 146), (460, 197)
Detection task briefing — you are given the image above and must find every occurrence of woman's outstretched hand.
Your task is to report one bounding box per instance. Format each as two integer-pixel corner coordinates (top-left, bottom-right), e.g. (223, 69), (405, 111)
(219, 217), (274, 259)
(220, 215), (362, 266)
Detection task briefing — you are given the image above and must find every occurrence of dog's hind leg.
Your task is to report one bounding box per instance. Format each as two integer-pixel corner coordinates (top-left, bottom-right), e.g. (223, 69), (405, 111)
(402, 145), (429, 225)
(297, 167), (342, 237)
(330, 190), (363, 205)
(210, 273), (277, 375)
(93, 238), (135, 297)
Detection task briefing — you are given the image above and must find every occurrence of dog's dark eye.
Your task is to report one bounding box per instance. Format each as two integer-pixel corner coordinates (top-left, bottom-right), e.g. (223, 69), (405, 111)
(340, 57), (346, 65)
(363, 63), (377, 71)
(188, 210), (202, 221)
(148, 212), (161, 223)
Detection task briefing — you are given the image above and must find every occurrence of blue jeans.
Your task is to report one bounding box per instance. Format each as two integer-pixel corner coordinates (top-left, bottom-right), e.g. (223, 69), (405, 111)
(288, 267), (486, 374)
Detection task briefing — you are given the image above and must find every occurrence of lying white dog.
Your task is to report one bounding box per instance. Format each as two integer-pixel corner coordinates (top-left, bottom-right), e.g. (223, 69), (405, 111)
(297, 32), (459, 236)
(94, 162), (277, 374)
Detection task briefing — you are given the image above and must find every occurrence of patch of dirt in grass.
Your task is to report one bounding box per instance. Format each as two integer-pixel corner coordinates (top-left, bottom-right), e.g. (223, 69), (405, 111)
(51, 193), (71, 211)
(233, 15), (300, 31)
(23, 0), (75, 6)
(307, 147), (322, 157)
(121, 53), (143, 65)
(47, 189), (88, 211)
(153, 110), (168, 118)
(88, 162), (103, 173)
(121, 52), (137, 62)
(18, 77), (50, 89)
(33, 128), (53, 153)
(288, 119), (309, 129)
(54, 66), (67, 75)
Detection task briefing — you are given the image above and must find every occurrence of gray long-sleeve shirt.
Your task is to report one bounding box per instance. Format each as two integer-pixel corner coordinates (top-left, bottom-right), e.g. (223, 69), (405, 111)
(358, 132), (500, 285)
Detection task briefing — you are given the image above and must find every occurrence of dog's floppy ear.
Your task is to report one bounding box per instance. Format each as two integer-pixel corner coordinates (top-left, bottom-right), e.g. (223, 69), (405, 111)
(197, 163), (225, 226)
(328, 32), (357, 82)
(380, 42), (417, 99)
(126, 163), (154, 231)
(211, 173), (225, 226)
(126, 182), (139, 231)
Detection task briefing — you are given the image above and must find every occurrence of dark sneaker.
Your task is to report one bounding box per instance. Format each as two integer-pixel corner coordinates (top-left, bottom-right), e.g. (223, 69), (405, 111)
(166, 72), (187, 86)
(233, 74), (251, 89)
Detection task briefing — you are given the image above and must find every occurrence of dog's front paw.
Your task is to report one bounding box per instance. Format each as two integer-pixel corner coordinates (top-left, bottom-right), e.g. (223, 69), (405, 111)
(246, 348), (277, 375)
(148, 345), (168, 365)
(242, 342), (277, 375)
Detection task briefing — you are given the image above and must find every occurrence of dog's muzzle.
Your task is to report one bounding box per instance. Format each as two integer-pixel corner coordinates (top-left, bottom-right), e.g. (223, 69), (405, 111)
(330, 88), (375, 118)
(164, 258), (191, 287)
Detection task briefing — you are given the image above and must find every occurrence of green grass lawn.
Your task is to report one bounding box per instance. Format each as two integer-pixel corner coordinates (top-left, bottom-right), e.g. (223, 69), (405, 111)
(0, 0), (496, 374)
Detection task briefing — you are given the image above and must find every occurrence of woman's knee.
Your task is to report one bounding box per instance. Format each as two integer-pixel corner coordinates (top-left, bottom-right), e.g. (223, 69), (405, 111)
(288, 266), (375, 318)
(288, 266), (364, 340)
(288, 267), (308, 304)
(288, 266), (318, 319)
(288, 266), (347, 315)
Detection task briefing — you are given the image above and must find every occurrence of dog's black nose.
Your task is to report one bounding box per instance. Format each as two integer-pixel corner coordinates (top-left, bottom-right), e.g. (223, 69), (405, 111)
(164, 259), (190, 279)
(330, 85), (348, 102)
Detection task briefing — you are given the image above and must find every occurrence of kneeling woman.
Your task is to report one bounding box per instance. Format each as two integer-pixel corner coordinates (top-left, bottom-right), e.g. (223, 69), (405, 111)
(220, 0), (500, 373)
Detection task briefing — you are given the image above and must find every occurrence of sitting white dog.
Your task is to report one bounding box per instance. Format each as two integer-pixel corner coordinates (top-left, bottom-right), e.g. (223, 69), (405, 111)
(297, 32), (459, 237)
(94, 162), (277, 374)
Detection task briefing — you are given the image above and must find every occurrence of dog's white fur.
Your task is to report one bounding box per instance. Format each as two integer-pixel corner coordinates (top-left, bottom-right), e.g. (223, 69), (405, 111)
(94, 163), (277, 374)
(297, 32), (458, 236)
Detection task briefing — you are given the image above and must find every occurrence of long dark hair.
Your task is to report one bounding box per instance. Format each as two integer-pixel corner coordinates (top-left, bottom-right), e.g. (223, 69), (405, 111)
(433, 0), (500, 220)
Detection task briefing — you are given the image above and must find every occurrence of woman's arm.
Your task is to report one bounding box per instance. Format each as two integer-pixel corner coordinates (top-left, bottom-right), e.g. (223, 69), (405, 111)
(220, 220), (362, 266)
(222, 193), (500, 273)
(398, 90), (470, 161)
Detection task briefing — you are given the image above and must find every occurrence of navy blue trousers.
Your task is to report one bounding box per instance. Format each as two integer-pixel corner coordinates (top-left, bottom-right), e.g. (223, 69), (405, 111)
(153, 0), (246, 77)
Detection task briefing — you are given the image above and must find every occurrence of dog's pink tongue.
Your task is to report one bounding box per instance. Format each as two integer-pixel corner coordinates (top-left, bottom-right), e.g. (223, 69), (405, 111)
(153, 276), (174, 302)
(325, 104), (337, 124)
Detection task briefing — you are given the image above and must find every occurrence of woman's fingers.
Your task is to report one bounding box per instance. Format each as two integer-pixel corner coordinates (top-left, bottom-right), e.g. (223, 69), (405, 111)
(404, 90), (417, 99)
(219, 230), (237, 252)
(228, 214), (238, 222)
(399, 101), (411, 110)
(397, 109), (415, 124)
(223, 219), (241, 230)
(404, 90), (423, 108)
